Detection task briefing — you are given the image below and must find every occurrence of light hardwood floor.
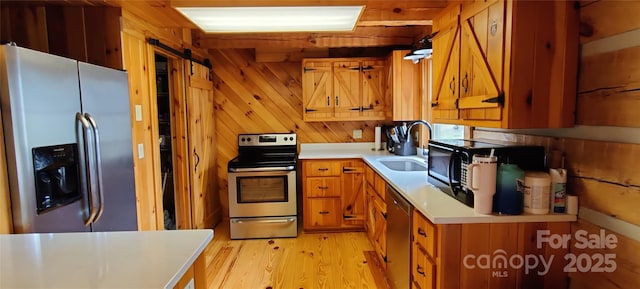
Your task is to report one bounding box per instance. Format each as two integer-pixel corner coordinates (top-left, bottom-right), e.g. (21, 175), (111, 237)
(202, 221), (383, 289)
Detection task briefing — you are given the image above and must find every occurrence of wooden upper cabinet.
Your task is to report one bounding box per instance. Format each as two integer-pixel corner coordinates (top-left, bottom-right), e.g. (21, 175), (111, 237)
(302, 58), (387, 121)
(458, 0), (505, 118)
(386, 50), (422, 121)
(431, 4), (461, 123)
(333, 61), (362, 118)
(431, 0), (579, 128)
(302, 61), (334, 120)
(361, 59), (387, 120)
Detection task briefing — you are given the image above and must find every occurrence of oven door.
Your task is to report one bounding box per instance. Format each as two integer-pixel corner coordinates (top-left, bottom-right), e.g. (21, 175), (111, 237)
(228, 168), (296, 218)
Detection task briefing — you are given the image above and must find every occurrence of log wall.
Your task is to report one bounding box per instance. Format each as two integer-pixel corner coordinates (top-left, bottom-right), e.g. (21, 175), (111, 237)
(473, 1), (640, 288)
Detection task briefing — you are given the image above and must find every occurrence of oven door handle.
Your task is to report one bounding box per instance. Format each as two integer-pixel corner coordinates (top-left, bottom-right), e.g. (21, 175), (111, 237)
(231, 218), (296, 224)
(229, 166), (295, 172)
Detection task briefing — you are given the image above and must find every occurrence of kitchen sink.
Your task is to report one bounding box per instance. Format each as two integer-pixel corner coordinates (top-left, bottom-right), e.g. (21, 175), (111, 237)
(380, 159), (427, 172)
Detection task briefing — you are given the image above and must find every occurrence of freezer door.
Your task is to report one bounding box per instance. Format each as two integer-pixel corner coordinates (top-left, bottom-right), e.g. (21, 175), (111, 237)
(0, 45), (90, 233)
(78, 62), (138, 231)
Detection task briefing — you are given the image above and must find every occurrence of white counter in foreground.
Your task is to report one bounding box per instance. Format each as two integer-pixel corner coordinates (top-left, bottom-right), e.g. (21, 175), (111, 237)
(0, 229), (213, 289)
(299, 143), (577, 224)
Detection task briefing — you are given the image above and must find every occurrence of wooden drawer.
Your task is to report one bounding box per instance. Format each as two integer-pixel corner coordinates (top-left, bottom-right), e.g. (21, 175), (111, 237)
(304, 160), (340, 177)
(413, 210), (436, 258)
(412, 244), (436, 289)
(305, 198), (341, 228)
(306, 177), (340, 197)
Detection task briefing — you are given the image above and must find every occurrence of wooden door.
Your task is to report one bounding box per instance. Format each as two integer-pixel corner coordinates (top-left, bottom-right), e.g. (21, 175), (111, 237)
(432, 4), (461, 121)
(184, 61), (220, 229)
(361, 59), (387, 120)
(333, 61), (362, 118)
(458, 0), (504, 120)
(302, 60), (333, 120)
(340, 160), (365, 227)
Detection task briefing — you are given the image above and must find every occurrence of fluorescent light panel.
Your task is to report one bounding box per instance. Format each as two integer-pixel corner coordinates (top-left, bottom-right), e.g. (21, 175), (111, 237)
(176, 6), (364, 33)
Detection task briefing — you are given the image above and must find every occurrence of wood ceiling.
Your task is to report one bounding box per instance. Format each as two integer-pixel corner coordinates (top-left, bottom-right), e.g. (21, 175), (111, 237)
(13, 0), (446, 49)
(127, 0), (446, 49)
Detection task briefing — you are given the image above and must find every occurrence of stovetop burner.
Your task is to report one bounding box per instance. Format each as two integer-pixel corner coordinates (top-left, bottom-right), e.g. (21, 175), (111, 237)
(228, 133), (297, 171)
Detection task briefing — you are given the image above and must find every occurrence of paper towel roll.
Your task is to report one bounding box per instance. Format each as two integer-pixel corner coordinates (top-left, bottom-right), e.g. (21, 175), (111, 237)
(566, 195), (578, 215)
(374, 126), (382, 150)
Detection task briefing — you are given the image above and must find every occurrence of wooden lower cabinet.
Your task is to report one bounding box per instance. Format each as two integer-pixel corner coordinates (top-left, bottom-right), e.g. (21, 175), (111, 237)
(411, 210), (571, 289)
(302, 159), (365, 231)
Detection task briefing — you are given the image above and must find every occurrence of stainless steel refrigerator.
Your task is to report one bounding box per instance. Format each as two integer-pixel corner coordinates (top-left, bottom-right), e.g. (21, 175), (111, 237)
(0, 44), (137, 233)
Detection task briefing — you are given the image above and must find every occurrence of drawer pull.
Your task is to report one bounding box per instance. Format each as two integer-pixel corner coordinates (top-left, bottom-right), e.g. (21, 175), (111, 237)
(319, 211), (330, 215)
(318, 186), (329, 190)
(417, 227), (427, 237)
(417, 265), (426, 276)
(318, 168), (329, 171)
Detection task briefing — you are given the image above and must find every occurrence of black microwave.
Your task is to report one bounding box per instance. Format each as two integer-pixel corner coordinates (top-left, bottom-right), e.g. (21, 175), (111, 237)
(427, 139), (546, 208)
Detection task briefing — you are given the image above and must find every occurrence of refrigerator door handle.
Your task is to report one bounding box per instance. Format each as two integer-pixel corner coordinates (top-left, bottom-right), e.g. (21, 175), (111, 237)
(85, 113), (105, 223)
(76, 113), (98, 225)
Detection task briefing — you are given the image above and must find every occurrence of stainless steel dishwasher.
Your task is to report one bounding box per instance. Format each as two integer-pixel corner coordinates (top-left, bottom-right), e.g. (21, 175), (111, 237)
(386, 184), (412, 289)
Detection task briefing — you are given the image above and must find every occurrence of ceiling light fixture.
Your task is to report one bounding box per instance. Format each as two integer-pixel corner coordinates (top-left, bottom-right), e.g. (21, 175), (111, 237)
(403, 33), (437, 64)
(175, 6), (364, 33)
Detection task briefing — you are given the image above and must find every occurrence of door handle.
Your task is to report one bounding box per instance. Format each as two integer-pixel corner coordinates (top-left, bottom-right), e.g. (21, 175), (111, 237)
(317, 186), (329, 190)
(85, 113), (105, 223)
(194, 149), (200, 172)
(319, 211), (330, 215)
(76, 113), (98, 226)
(417, 265), (426, 276)
(231, 218), (295, 224)
(417, 227), (427, 237)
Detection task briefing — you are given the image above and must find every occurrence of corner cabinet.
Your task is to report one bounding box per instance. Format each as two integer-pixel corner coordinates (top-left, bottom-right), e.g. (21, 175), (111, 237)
(431, 0), (579, 128)
(302, 58), (386, 121)
(302, 159), (365, 231)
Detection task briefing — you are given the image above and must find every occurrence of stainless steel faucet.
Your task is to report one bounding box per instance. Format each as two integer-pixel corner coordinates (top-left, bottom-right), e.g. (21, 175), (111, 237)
(406, 120), (433, 143)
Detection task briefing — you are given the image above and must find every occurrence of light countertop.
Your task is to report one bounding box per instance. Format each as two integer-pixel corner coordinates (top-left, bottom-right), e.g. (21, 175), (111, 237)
(299, 143), (577, 224)
(0, 229), (213, 289)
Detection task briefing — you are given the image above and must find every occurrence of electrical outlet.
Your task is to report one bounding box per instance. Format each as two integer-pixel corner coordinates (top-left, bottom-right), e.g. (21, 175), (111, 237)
(353, 129), (362, 139)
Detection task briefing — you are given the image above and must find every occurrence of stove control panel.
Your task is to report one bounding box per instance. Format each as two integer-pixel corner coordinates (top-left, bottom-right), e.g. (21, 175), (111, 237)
(238, 133), (297, 146)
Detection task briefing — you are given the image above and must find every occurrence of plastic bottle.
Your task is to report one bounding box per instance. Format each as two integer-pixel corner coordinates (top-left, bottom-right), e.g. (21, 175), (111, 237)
(523, 172), (551, 214)
(549, 168), (567, 213)
(493, 163), (525, 215)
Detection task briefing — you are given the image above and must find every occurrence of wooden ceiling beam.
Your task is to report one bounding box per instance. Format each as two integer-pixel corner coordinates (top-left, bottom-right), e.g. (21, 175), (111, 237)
(193, 26), (420, 49)
(357, 7), (439, 27)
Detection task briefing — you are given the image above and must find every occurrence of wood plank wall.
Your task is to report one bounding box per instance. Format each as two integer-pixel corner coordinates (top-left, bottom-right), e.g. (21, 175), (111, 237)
(209, 48), (387, 218)
(473, 1), (640, 288)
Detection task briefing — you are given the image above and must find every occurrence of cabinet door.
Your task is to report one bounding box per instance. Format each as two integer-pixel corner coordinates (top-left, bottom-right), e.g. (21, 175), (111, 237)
(387, 50), (421, 121)
(365, 185), (376, 241)
(373, 195), (387, 266)
(341, 160), (365, 226)
(333, 61), (362, 118)
(361, 59), (387, 120)
(412, 244), (436, 289)
(305, 198), (342, 228)
(185, 61), (219, 229)
(432, 5), (461, 122)
(458, 0), (504, 120)
(302, 60), (334, 120)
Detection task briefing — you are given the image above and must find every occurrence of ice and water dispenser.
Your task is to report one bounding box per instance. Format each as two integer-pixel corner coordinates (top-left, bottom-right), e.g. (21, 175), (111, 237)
(32, 144), (81, 213)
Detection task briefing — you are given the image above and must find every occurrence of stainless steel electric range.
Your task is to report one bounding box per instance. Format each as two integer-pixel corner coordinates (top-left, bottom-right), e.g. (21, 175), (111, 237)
(227, 133), (297, 239)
